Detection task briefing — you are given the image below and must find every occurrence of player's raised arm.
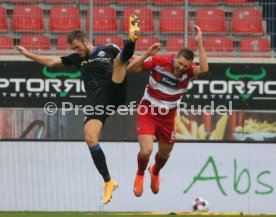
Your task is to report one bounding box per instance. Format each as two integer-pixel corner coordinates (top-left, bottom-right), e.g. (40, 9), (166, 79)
(192, 25), (209, 77)
(127, 42), (161, 73)
(16, 45), (64, 68)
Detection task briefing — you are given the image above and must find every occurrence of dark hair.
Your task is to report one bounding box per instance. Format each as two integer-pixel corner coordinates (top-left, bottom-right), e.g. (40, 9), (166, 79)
(176, 48), (194, 61)
(67, 30), (89, 44)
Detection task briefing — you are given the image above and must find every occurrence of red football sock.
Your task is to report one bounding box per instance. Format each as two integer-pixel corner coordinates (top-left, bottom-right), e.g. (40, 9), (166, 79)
(153, 152), (168, 175)
(137, 152), (149, 176)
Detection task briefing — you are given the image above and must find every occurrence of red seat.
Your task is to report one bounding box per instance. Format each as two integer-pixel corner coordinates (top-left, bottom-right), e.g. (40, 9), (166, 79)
(232, 9), (263, 34)
(56, 35), (70, 51)
(20, 35), (51, 50)
(136, 36), (160, 51)
(189, 0), (220, 6)
(0, 36), (13, 50)
(204, 37), (233, 52)
(45, 0), (76, 3)
(115, 0), (147, 5)
(8, 0), (39, 3)
(49, 6), (80, 32)
(224, 0), (256, 6)
(122, 7), (154, 33)
(94, 35), (124, 48)
(166, 37), (196, 52)
(13, 6), (44, 32)
(195, 8), (226, 33)
(159, 8), (191, 34)
(81, 0), (112, 4)
(240, 38), (272, 53)
(152, 0), (184, 5)
(86, 6), (118, 32)
(0, 6), (8, 32)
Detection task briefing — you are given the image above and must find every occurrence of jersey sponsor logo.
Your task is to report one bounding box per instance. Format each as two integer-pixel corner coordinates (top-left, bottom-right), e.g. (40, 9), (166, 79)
(81, 60), (87, 66)
(85, 57), (112, 64)
(160, 74), (179, 88)
(97, 51), (106, 57)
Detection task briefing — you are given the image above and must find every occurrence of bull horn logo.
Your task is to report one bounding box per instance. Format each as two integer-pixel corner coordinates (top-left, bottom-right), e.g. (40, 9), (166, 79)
(225, 67), (267, 100)
(225, 67), (267, 81)
(42, 66), (81, 97)
(43, 66), (81, 79)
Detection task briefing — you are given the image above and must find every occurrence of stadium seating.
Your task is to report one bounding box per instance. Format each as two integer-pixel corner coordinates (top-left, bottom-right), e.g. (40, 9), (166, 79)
(240, 37), (272, 54)
(45, 0), (76, 4)
(0, 6), (8, 32)
(49, 6), (80, 32)
(0, 36), (13, 50)
(232, 8), (264, 34)
(13, 6), (44, 32)
(81, 0), (112, 4)
(189, 0), (220, 6)
(136, 36), (160, 51)
(223, 0), (256, 6)
(115, 0), (147, 5)
(152, 0), (184, 6)
(159, 8), (191, 34)
(86, 6), (118, 32)
(122, 7), (154, 33)
(166, 37), (196, 52)
(56, 35), (70, 51)
(204, 37), (234, 52)
(194, 8), (227, 34)
(0, 0), (272, 58)
(94, 35), (124, 48)
(8, 0), (39, 3)
(20, 35), (51, 50)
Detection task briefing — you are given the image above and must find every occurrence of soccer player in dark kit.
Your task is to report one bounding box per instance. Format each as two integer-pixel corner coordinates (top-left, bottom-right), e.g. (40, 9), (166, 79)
(16, 14), (141, 204)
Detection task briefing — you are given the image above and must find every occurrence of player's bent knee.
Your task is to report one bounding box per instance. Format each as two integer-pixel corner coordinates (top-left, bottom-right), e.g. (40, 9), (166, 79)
(158, 149), (172, 159)
(112, 61), (127, 84)
(112, 72), (127, 84)
(115, 54), (125, 65)
(85, 134), (99, 147)
(140, 147), (153, 158)
(160, 153), (170, 159)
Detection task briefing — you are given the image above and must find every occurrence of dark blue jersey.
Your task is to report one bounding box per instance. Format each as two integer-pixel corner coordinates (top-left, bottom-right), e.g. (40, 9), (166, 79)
(61, 44), (121, 94)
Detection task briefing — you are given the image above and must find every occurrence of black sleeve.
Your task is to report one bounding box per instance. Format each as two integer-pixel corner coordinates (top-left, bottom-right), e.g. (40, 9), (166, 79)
(107, 44), (121, 59)
(60, 53), (79, 66)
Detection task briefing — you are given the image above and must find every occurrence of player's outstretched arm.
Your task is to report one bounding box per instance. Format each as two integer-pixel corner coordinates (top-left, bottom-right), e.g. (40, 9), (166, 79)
(193, 25), (208, 77)
(127, 43), (161, 73)
(16, 45), (64, 68)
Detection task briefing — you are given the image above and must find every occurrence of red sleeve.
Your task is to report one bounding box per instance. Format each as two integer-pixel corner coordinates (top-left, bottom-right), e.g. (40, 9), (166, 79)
(141, 55), (163, 71)
(186, 62), (197, 78)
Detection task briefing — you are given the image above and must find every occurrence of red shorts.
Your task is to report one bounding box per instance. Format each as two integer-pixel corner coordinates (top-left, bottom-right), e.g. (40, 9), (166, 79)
(136, 100), (177, 145)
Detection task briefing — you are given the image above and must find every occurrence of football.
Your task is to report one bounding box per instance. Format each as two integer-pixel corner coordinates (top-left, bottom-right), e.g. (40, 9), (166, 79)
(193, 197), (209, 212)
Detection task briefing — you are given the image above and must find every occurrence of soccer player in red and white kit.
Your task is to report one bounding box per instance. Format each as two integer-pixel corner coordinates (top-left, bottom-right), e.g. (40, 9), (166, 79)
(127, 25), (208, 197)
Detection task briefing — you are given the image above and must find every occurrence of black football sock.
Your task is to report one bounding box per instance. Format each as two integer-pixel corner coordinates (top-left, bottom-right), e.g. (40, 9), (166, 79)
(120, 40), (135, 63)
(89, 144), (111, 182)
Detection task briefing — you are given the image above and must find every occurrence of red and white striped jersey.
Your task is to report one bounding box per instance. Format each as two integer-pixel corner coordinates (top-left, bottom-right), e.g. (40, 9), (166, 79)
(141, 54), (196, 109)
